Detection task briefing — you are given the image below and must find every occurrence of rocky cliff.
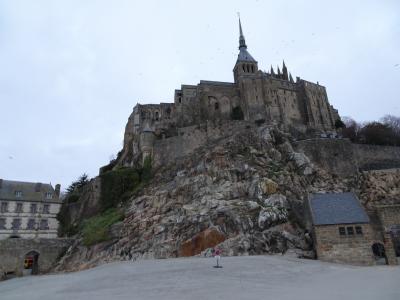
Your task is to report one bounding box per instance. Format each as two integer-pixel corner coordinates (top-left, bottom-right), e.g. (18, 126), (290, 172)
(55, 122), (400, 272)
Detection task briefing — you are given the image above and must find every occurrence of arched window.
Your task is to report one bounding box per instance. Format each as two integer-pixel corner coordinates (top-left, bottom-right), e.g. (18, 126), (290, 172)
(246, 65), (250, 72)
(251, 65), (254, 73)
(242, 65), (245, 72)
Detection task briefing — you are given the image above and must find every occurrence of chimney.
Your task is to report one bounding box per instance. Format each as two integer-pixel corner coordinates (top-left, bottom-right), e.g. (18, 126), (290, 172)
(0, 179), (2, 189)
(55, 184), (61, 198)
(35, 182), (42, 192)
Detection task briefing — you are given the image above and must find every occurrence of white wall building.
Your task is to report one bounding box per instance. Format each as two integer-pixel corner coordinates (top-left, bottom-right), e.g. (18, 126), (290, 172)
(0, 179), (62, 240)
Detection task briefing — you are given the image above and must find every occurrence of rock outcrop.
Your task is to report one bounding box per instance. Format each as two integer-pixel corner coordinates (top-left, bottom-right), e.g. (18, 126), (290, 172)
(55, 123), (400, 271)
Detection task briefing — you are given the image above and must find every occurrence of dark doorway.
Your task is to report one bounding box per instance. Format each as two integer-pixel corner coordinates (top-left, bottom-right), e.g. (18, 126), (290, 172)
(372, 243), (387, 265)
(390, 225), (400, 257)
(231, 106), (244, 120)
(24, 251), (39, 275)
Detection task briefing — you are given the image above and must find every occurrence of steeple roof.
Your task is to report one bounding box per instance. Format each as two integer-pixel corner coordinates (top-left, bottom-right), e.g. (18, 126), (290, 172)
(236, 17), (256, 63)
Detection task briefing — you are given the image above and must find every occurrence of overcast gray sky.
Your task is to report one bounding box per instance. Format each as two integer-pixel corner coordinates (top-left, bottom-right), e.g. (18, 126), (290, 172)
(0, 0), (399, 190)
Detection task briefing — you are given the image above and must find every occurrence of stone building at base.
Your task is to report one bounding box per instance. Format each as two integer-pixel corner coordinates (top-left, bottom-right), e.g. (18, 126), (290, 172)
(0, 179), (62, 240)
(308, 192), (399, 265)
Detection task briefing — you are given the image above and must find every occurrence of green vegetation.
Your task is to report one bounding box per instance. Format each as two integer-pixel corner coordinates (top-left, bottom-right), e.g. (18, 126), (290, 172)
(57, 157), (154, 242)
(57, 173), (90, 236)
(81, 208), (124, 246)
(342, 115), (400, 146)
(100, 167), (141, 211)
(334, 119), (345, 129)
(141, 155), (153, 183)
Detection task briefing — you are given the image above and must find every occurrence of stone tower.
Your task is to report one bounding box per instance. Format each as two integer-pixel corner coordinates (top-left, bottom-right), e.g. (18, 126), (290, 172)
(233, 18), (258, 83)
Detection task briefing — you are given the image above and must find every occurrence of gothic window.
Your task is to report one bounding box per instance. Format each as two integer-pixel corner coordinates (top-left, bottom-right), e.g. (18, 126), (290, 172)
(247, 65), (250, 72)
(30, 203), (37, 214)
(27, 219), (36, 230)
(39, 219), (49, 230)
(242, 65), (245, 72)
(0, 218), (6, 229)
(12, 218), (21, 230)
(0, 202), (8, 213)
(15, 203), (23, 213)
(251, 65), (254, 73)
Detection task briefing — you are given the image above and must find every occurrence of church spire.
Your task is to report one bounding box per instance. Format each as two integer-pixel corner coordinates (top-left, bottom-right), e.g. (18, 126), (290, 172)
(238, 16), (247, 49)
(282, 60), (288, 80)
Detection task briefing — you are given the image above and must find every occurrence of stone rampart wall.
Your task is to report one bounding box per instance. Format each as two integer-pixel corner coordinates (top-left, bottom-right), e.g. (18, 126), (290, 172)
(295, 139), (400, 176)
(0, 238), (73, 276)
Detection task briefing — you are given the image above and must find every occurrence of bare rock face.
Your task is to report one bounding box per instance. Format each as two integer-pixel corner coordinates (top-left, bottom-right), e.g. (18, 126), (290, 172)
(57, 123), (397, 271)
(179, 227), (226, 257)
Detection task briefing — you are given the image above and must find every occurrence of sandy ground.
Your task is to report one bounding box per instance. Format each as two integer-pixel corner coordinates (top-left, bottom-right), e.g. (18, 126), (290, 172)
(1, 255), (399, 300)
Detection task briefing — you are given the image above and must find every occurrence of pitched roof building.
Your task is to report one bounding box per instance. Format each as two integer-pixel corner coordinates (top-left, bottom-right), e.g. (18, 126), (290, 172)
(0, 179), (62, 240)
(308, 192), (398, 265)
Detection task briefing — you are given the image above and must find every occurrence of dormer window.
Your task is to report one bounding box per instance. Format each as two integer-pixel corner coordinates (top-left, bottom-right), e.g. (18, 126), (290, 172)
(15, 191), (22, 197)
(45, 192), (53, 199)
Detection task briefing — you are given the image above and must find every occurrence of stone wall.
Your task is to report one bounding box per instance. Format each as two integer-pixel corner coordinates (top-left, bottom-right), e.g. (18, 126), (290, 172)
(354, 144), (400, 171)
(294, 139), (357, 176)
(295, 139), (400, 176)
(61, 177), (102, 229)
(376, 205), (400, 230)
(314, 223), (375, 265)
(153, 121), (253, 168)
(0, 238), (73, 276)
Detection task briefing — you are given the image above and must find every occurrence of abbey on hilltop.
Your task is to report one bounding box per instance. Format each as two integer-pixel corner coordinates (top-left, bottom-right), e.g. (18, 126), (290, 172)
(114, 19), (341, 168)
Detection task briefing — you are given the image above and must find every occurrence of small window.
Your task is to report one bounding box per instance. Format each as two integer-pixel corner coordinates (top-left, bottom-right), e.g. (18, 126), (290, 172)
(0, 218), (6, 230)
(15, 191), (22, 197)
(355, 226), (363, 235)
(42, 204), (50, 214)
(39, 219), (49, 230)
(178, 97), (182, 103)
(214, 102), (219, 110)
(155, 111), (159, 121)
(11, 219), (21, 230)
(346, 227), (354, 235)
(27, 219), (36, 230)
(45, 192), (53, 199)
(339, 227), (346, 236)
(15, 203), (23, 213)
(30, 204), (37, 214)
(0, 202), (9, 213)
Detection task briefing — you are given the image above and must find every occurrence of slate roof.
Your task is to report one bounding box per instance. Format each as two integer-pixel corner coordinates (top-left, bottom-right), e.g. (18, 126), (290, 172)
(309, 192), (369, 226)
(0, 179), (58, 202)
(237, 48), (256, 63)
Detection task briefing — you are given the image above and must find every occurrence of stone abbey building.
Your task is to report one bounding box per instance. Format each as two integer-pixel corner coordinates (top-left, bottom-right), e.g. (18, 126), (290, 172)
(116, 19), (340, 167)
